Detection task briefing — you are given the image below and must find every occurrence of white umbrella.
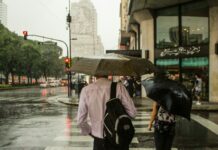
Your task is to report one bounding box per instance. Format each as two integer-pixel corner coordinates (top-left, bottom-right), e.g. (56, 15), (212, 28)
(71, 54), (154, 76)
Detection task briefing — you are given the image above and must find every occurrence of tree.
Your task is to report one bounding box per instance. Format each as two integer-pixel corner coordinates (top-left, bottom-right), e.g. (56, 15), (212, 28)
(0, 24), (65, 85)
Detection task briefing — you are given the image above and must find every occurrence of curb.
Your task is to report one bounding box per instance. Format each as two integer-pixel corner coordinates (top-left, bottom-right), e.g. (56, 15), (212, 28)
(56, 96), (218, 111)
(0, 86), (39, 91)
(58, 100), (79, 106)
(192, 105), (218, 111)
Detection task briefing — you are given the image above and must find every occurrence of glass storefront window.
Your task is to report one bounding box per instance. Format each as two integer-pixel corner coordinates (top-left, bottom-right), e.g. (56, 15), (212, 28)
(155, 1), (209, 101)
(156, 7), (179, 49)
(181, 1), (209, 46)
(182, 57), (209, 67)
(156, 59), (179, 66)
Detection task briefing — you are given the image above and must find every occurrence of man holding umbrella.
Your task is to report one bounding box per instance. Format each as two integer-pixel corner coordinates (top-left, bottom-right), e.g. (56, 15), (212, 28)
(77, 75), (137, 150)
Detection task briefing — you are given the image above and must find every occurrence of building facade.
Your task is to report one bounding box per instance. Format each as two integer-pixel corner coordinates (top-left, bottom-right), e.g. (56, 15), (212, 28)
(0, 0), (7, 27)
(120, 0), (218, 102)
(70, 0), (104, 57)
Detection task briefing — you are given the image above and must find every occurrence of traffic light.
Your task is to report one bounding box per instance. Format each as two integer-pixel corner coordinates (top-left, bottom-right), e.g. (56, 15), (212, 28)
(65, 57), (70, 69)
(23, 31), (28, 40)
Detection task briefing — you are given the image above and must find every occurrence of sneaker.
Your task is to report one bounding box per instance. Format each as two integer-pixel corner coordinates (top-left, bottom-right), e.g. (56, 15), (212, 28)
(196, 101), (201, 105)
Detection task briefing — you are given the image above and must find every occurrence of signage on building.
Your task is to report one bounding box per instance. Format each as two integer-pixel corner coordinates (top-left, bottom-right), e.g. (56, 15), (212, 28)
(160, 46), (200, 57)
(155, 45), (209, 59)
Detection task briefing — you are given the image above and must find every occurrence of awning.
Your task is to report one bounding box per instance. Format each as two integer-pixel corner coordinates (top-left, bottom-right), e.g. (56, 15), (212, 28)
(106, 50), (142, 58)
(128, 0), (197, 14)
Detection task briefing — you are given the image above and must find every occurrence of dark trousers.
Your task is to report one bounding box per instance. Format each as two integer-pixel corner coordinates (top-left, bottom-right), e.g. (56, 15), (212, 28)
(154, 129), (175, 150)
(93, 136), (129, 150)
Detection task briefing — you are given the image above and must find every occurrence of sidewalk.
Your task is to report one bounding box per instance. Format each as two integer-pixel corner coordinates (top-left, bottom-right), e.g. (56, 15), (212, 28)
(57, 94), (79, 106)
(57, 94), (218, 111)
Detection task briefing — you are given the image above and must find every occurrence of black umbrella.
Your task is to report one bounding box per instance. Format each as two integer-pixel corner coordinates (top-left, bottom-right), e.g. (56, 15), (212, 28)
(142, 77), (192, 120)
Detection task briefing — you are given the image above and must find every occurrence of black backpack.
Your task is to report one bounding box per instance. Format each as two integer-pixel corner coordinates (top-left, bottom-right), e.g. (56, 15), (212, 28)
(103, 82), (135, 147)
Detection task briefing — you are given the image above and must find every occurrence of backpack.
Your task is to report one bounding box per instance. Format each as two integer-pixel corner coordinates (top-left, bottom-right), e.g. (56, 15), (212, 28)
(103, 82), (135, 147)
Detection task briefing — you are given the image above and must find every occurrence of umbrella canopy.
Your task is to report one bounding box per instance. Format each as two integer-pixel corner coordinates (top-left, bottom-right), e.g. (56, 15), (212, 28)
(142, 77), (192, 120)
(71, 54), (155, 76)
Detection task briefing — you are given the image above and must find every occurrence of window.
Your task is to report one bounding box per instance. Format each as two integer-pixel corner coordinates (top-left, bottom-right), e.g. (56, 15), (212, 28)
(181, 1), (209, 46)
(156, 7), (179, 49)
(155, 1), (209, 48)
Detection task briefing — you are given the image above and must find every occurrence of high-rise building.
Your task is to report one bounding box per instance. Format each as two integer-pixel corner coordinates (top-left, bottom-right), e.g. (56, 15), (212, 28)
(70, 0), (104, 57)
(0, 0), (7, 27)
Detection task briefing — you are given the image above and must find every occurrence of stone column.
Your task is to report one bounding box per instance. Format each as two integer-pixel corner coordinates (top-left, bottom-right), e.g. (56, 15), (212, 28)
(132, 9), (155, 97)
(209, 7), (218, 102)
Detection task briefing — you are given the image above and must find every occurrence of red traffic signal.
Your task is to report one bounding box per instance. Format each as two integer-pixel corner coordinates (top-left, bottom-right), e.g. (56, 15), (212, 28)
(23, 31), (28, 40)
(65, 58), (70, 63)
(64, 58), (70, 68)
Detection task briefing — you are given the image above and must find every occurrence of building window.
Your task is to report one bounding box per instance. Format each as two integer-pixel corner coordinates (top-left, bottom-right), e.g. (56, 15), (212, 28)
(156, 7), (179, 49)
(181, 1), (209, 46)
(155, 1), (209, 101)
(155, 1), (209, 48)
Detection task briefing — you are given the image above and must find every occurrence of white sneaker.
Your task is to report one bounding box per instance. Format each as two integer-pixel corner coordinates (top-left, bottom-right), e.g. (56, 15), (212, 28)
(196, 101), (201, 105)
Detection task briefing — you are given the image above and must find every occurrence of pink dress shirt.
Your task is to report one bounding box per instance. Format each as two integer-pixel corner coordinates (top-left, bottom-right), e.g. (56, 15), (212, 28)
(77, 78), (137, 139)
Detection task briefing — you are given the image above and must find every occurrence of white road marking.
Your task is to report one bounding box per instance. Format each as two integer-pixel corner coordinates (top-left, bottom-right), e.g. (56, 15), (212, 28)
(135, 127), (153, 133)
(135, 116), (150, 120)
(133, 120), (149, 125)
(64, 127), (152, 134)
(191, 114), (218, 135)
(45, 147), (177, 150)
(54, 136), (139, 143)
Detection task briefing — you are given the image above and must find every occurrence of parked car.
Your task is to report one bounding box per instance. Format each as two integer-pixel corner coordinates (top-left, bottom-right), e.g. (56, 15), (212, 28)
(49, 82), (57, 87)
(40, 82), (49, 88)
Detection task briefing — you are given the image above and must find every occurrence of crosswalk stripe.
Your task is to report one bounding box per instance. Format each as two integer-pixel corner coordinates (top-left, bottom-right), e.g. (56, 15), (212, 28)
(135, 127), (152, 133)
(133, 120), (149, 125)
(54, 136), (139, 143)
(45, 147), (178, 150)
(135, 116), (150, 120)
(71, 120), (149, 126)
(136, 112), (150, 116)
(64, 126), (153, 134)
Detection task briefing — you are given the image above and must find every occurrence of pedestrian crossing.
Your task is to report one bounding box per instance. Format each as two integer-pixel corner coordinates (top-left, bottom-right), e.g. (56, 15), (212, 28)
(0, 96), (178, 149)
(45, 107), (178, 150)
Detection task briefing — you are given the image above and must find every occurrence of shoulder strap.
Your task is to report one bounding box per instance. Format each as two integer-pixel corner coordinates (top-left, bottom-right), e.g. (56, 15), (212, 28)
(110, 82), (117, 99)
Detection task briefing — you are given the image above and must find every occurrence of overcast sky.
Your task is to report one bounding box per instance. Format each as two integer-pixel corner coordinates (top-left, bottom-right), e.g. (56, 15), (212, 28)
(4, 0), (120, 56)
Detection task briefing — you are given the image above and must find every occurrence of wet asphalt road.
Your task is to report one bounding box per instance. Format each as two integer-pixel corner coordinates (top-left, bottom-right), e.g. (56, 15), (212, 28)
(0, 87), (218, 150)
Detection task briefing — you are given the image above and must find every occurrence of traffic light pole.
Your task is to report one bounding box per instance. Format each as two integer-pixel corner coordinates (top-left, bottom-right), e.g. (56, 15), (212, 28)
(26, 34), (71, 97)
(67, 0), (72, 98)
(27, 34), (69, 57)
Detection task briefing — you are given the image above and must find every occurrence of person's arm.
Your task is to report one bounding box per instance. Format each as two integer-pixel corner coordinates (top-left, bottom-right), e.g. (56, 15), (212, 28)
(148, 102), (158, 131)
(117, 83), (137, 118)
(77, 88), (91, 135)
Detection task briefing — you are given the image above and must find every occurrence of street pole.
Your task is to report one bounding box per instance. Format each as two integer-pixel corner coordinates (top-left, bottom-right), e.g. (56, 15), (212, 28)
(67, 0), (72, 97)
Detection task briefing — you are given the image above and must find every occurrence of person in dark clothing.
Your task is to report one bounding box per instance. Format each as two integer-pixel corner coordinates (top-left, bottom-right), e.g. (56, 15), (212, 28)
(127, 76), (134, 98)
(148, 68), (176, 150)
(133, 77), (141, 97)
(148, 102), (176, 150)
